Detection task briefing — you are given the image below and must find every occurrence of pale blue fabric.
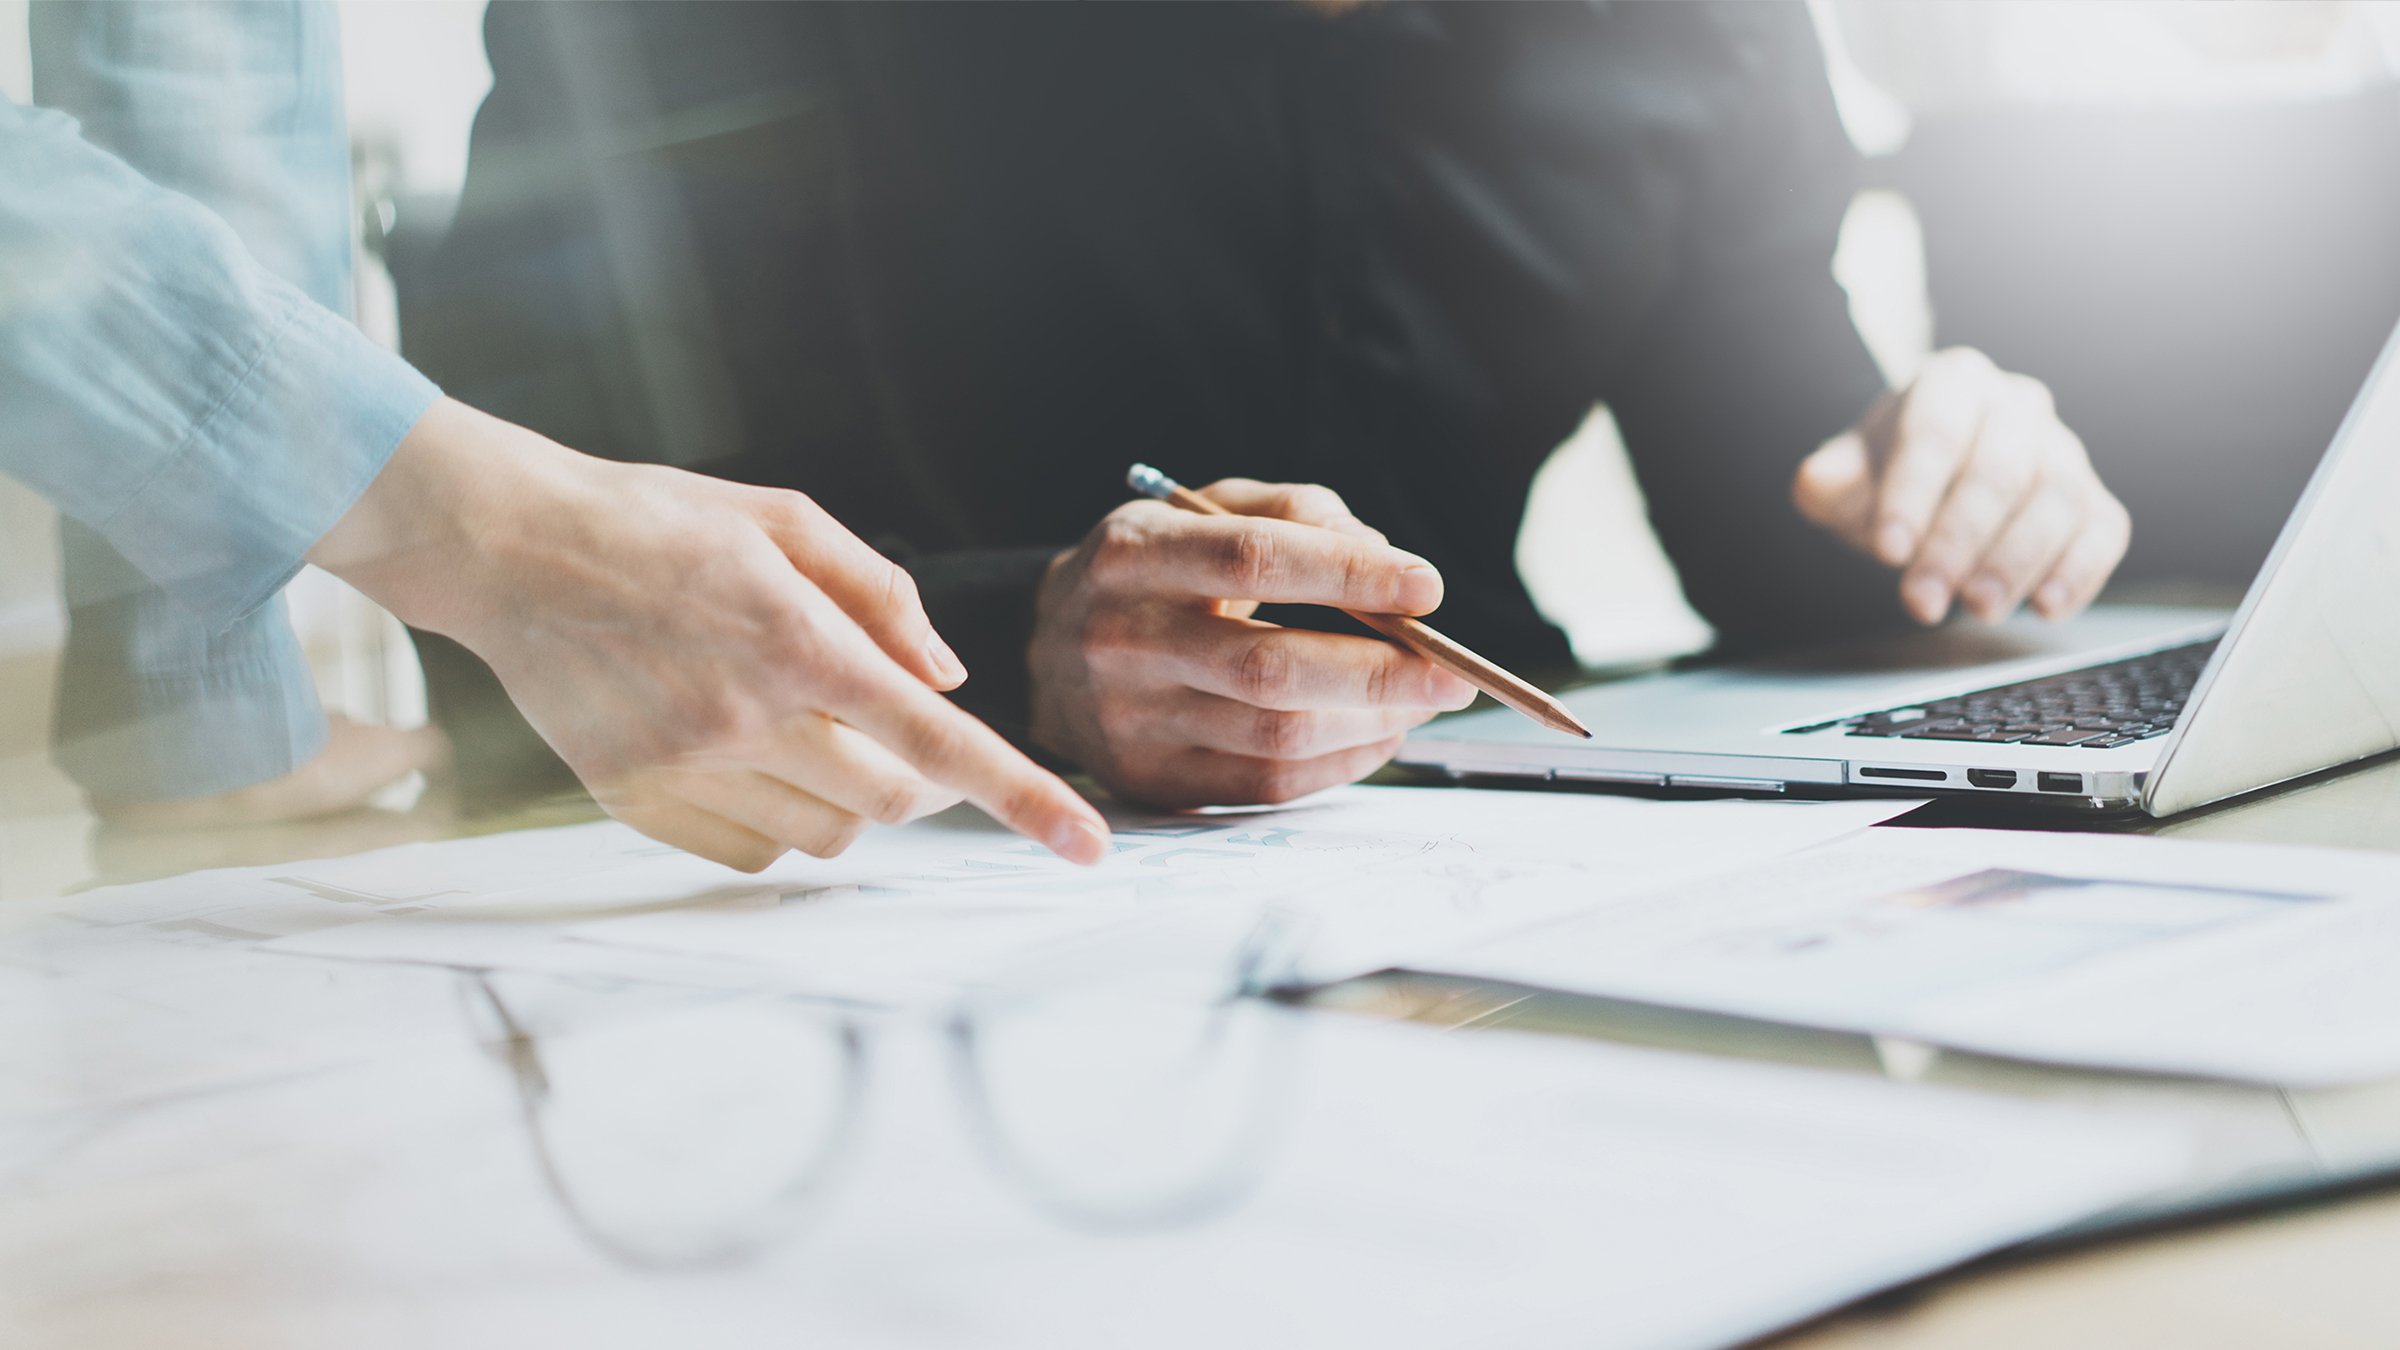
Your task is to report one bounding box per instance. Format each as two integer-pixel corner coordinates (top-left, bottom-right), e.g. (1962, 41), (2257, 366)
(2, 1), (439, 799)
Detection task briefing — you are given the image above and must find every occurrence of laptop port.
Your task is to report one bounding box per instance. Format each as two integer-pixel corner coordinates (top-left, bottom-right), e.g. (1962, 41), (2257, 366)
(1966, 769), (2018, 790)
(2038, 772), (2084, 794)
(1857, 766), (1946, 782)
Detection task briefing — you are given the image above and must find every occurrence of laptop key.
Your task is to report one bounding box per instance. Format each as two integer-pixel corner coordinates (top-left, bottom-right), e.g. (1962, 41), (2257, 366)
(1836, 639), (2217, 749)
(1907, 726), (2031, 742)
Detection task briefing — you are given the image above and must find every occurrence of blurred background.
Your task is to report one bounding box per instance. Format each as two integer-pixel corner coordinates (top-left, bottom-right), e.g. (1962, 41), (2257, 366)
(6, 0), (2400, 894)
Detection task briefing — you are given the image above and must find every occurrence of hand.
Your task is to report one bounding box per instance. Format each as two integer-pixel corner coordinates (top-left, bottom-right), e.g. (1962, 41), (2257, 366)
(309, 398), (1110, 871)
(1028, 479), (1476, 808)
(1792, 348), (2131, 626)
(91, 715), (450, 830)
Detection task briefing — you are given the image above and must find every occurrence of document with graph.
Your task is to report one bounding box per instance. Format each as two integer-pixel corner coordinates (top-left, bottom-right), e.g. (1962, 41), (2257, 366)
(1429, 827), (2400, 1084)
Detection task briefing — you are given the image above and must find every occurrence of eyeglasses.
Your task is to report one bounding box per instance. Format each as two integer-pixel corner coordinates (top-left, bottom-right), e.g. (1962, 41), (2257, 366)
(464, 910), (1315, 1268)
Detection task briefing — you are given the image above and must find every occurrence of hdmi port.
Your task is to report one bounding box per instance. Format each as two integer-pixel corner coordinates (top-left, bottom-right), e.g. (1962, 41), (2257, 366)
(1966, 769), (2018, 790)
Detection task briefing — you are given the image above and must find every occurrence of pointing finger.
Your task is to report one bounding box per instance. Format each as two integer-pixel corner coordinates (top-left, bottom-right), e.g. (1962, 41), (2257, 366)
(747, 487), (968, 690)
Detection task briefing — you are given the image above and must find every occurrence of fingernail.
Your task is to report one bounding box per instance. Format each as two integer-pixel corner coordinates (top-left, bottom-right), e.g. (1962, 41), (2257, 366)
(1394, 559), (1443, 613)
(1903, 573), (1951, 624)
(1876, 522), (1914, 565)
(925, 635), (968, 687)
(2037, 581), (2071, 615)
(1962, 575), (2005, 620)
(1048, 815), (1110, 866)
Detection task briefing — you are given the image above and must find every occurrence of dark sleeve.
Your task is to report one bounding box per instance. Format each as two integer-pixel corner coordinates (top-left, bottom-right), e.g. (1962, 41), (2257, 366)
(894, 544), (1059, 749)
(1604, 4), (1901, 658)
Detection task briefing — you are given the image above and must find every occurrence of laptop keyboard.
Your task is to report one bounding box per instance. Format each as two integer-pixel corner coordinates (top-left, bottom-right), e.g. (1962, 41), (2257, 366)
(1787, 640), (2219, 749)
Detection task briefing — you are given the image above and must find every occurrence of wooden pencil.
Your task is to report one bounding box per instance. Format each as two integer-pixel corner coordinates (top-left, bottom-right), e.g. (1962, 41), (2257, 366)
(1126, 464), (1592, 738)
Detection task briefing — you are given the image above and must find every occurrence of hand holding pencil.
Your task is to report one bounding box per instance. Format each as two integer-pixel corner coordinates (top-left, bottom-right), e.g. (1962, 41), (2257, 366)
(1023, 468), (1584, 811)
(1126, 465), (1590, 739)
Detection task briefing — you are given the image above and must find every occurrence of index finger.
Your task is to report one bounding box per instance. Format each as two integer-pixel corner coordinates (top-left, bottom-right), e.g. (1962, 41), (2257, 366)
(1091, 507), (1444, 614)
(815, 632), (1111, 865)
(1198, 479), (1387, 542)
(746, 488), (967, 692)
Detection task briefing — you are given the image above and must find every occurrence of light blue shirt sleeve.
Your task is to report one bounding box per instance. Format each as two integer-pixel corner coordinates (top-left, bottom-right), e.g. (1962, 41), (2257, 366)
(6, 0), (441, 799)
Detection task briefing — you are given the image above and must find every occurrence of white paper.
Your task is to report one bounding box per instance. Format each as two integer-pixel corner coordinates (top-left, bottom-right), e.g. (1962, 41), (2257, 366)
(1432, 827), (2400, 1085)
(202, 788), (1922, 1001)
(0, 998), (2185, 1350)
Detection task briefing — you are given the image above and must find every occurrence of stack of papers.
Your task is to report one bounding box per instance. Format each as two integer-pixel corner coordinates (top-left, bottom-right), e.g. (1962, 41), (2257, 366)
(1428, 827), (2400, 1085)
(25, 787), (1918, 1005)
(0, 994), (2187, 1350)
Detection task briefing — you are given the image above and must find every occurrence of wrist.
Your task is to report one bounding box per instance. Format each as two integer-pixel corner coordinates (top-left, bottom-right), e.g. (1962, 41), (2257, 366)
(306, 398), (581, 639)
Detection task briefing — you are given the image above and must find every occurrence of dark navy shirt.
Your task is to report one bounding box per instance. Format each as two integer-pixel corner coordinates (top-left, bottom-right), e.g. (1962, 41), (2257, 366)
(407, 1), (1895, 766)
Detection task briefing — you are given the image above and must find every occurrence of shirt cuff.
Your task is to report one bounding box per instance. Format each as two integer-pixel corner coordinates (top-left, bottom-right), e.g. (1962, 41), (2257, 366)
(97, 293), (440, 634)
(52, 577), (326, 803)
(899, 544), (1061, 749)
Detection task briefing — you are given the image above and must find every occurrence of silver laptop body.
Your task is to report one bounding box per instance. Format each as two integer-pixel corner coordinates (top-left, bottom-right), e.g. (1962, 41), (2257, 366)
(1402, 316), (2400, 816)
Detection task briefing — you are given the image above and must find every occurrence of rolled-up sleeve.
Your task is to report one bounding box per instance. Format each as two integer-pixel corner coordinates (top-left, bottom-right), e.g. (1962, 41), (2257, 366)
(5, 0), (439, 801)
(0, 97), (436, 630)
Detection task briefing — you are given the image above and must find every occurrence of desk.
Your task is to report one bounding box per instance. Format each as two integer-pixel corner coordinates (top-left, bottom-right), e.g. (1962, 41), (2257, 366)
(6, 745), (2399, 1347)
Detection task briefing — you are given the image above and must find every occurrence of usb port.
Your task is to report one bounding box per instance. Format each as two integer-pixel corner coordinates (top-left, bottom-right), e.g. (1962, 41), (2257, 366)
(2037, 772), (2083, 794)
(1967, 769), (2017, 790)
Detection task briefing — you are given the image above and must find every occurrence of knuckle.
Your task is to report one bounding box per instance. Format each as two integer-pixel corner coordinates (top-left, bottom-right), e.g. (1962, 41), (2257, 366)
(766, 487), (825, 526)
(2032, 482), (2083, 528)
(1252, 708), (1313, 758)
(2010, 372), (2057, 415)
(1230, 635), (1295, 704)
(1940, 480), (2011, 539)
(867, 777), (922, 825)
(1094, 698), (1144, 748)
(1337, 546), (1374, 607)
(687, 696), (757, 753)
(1223, 523), (1280, 594)
(797, 814), (869, 859)
(900, 715), (973, 770)
(876, 562), (924, 620)
(724, 844), (782, 874)
(1242, 761), (1305, 805)
(995, 782), (1057, 831)
(1086, 513), (1149, 587)
(1362, 653), (1398, 707)
(807, 658), (878, 712)
(1078, 611), (1141, 662)
(1942, 346), (1999, 382)
(2102, 498), (2134, 547)
(1291, 483), (1348, 521)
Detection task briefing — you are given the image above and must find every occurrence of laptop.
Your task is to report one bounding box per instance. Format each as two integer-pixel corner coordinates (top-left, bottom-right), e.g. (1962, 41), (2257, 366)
(1402, 317), (2400, 816)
